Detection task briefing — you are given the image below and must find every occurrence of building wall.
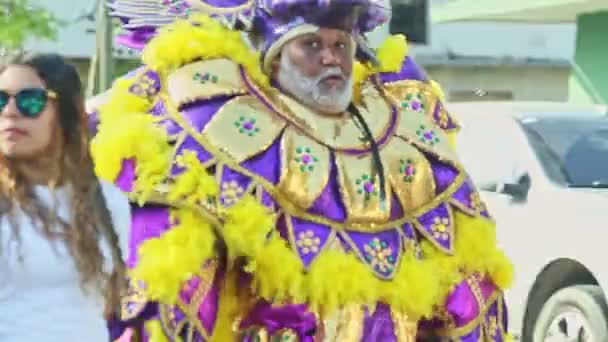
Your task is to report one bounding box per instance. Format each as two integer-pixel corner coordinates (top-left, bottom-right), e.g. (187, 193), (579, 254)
(425, 65), (571, 102)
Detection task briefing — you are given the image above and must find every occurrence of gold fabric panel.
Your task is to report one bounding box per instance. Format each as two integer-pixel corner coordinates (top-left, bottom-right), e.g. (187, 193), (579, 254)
(392, 311), (418, 342)
(202, 95), (286, 163)
(166, 59), (248, 106)
(319, 304), (365, 342)
(394, 100), (459, 163)
(381, 137), (436, 213)
(384, 80), (436, 117)
(273, 84), (393, 151)
(278, 128), (331, 209)
(335, 151), (392, 224)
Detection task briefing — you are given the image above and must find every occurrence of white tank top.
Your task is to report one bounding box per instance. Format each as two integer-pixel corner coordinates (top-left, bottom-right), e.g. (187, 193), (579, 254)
(0, 181), (130, 341)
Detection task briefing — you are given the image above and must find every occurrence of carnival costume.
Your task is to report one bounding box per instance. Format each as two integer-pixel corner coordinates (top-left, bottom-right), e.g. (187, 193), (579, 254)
(91, 1), (514, 341)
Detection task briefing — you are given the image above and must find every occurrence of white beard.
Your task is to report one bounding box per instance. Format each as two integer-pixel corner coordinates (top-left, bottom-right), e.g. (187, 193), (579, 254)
(276, 53), (353, 114)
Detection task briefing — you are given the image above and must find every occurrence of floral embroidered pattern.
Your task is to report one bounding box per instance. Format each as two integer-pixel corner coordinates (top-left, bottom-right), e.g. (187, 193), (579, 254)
(399, 159), (416, 182)
(363, 238), (395, 274)
(401, 93), (425, 113)
(193, 71), (219, 84)
(431, 217), (450, 241)
(129, 72), (160, 97)
(220, 181), (244, 206)
(294, 147), (318, 172)
(416, 125), (440, 146)
(470, 192), (487, 214)
(356, 174), (378, 200)
(234, 116), (260, 136)
(296, 230), (321, 255)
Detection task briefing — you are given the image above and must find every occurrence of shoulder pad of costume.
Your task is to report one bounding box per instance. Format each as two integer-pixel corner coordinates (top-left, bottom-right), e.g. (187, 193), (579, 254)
(166, 58), (248, 107)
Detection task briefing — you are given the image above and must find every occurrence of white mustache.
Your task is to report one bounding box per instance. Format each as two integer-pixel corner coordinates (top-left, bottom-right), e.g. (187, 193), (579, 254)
(314, 67), (345, 85)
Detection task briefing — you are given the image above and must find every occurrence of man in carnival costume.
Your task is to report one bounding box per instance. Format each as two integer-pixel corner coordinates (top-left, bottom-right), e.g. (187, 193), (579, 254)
(91, 0), (514, 341)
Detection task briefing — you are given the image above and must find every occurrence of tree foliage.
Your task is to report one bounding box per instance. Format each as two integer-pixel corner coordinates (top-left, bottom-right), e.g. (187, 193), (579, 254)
(0, 0), (62, 50)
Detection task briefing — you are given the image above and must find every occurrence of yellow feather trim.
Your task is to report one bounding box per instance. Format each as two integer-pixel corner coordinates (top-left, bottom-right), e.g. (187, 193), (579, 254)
(375, 34), (409, 74)
(422, 212), (514, 297)
(168, 150), (219, 206)
(90, 111), (172, 205)
(132, 207), (217, 305)
(353, 34), (409, 102)
(143, 14), (269, 89)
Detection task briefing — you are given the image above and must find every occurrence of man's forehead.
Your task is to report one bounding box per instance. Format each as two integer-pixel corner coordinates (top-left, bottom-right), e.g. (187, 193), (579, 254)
(295, 28), (352, 40)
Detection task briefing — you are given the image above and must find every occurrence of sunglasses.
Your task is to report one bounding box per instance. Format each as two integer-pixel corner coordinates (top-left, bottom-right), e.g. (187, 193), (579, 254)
(0, 88), (57, 118)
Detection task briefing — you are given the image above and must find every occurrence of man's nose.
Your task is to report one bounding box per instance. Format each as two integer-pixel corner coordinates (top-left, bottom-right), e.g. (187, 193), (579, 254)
(320, 48), (341, 66)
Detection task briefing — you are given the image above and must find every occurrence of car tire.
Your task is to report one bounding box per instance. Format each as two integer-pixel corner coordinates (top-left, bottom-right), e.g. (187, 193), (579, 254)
(532, 285), (608, 342)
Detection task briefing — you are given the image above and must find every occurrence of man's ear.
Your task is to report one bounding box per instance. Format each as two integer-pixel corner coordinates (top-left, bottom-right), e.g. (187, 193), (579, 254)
(270, 54), (281, 80)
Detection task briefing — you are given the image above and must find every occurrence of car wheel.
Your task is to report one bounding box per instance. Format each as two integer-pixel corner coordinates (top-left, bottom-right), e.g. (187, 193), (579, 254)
(532, 285), (608, 342)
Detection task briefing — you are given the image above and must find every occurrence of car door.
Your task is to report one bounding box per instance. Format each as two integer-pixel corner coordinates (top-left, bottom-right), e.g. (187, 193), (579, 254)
(455, 114), (542, 335)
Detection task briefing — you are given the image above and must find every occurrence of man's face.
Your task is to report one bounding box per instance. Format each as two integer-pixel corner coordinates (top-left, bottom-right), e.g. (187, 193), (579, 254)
(274, 28), (355, 115)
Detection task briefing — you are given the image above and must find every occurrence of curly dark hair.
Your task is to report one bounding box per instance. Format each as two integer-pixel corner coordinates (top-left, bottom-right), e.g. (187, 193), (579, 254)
(0, 52), (126, 317)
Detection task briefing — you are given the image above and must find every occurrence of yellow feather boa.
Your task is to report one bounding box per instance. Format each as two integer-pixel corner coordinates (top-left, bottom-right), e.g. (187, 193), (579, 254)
(92, 14), (513, 340)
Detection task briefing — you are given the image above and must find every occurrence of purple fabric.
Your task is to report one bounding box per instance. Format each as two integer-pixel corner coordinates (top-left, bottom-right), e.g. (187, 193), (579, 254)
(345, 229), (401, 278)
(452, 180), (491, 218)
(432, 101), (460, 131)
(171, 135), (214, 175)
(362, 303), (397, 342)
(240, 300), (317, 341)
(416, 203), (452, 251)
(307, 154), (347, 222)
(88, 111), (99, 135)
(445, 279), (480, 327)
(289, 216), (333, 268)
(107, 303), (159, 341)
(219, 165), (254, 207)
(128, 206), (172, 267)
(426, 152), (459, 194)
(116, 159), (136, 193)
(241, 135), (282, 184)
(181, 97), (232, 131)
(251, 0), (389, 61)
(379, 57), (428, 84)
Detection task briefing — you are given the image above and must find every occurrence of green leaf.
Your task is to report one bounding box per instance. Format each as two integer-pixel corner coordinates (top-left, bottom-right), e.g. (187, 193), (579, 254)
(0, 0), (62, 50)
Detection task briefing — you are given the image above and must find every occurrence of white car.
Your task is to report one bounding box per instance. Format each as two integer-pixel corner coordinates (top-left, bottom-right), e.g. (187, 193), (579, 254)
(450, 101), (608, 342)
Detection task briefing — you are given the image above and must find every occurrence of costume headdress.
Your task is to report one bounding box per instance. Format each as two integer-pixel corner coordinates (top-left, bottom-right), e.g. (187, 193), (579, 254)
(108, 0), (389, 68)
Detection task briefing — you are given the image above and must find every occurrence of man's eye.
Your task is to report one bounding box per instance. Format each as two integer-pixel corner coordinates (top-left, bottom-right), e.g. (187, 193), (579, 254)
(336, 42), (347, 49)
(305, 40), (320, 49)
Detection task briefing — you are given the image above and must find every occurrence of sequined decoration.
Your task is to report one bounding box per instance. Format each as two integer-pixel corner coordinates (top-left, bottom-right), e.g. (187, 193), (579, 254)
(221, 181), (244, 206)
(438, 110), (450, 129)
(296, 230), (321, 255)
(399, 159), (416, 182)
(470, 192), (487, 214)
(129, 71), (160, 97)
(363, 238), (395, 274)
(431, 217), (450, 241)
(234, 116), (260, 136)
(401, 93), (425, 113)
(416, 125), (440, 146)
(294, 146), (318, 172)
(193, 71), (219, 84)
(355, 174), (379, 200)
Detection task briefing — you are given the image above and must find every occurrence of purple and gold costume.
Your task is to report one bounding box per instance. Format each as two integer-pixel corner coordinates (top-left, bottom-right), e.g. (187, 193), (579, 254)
(91, 1), (513, 341)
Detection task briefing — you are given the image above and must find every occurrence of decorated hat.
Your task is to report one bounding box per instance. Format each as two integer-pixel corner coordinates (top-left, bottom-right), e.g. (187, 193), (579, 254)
(108, 0), (389, 68)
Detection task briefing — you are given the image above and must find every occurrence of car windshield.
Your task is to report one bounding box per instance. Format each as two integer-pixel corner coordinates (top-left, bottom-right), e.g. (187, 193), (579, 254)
(521, 116), (608, 188)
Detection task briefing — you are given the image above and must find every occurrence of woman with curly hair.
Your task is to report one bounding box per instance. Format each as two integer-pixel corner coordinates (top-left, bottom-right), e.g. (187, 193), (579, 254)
(0, 53), (129, 341)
